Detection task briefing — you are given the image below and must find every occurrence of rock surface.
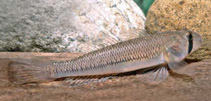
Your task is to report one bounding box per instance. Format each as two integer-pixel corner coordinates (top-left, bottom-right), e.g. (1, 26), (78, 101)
(145, 0), (211, 59)
(0, 52), (211, 101)
(0, 0), (145, 52)
(146, 0), (210, 35)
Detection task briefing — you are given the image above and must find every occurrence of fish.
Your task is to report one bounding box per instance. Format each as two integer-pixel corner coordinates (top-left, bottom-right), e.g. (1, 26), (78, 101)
(8, 30), (202, 85)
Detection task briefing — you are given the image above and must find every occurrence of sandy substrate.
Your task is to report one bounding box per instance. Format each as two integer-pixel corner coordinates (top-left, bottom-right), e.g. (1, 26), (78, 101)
(0, 52), (211, 101)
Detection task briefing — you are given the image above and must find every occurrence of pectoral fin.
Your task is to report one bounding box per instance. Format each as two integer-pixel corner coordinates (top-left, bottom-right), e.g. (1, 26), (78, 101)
(139, 65), (169, 83)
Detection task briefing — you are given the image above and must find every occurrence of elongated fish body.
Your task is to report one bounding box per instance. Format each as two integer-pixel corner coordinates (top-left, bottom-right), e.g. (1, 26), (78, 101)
(8, 30), (202, 84)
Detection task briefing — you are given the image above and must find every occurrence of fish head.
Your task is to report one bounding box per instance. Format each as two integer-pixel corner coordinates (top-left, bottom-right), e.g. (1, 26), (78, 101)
(164, 30), (202, 63)
(166, 30), (202, 71)
(182, 30), (202, 54)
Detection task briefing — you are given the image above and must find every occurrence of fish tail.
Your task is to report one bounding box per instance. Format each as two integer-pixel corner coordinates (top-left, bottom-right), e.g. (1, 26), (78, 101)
(8, 59), (53, 84)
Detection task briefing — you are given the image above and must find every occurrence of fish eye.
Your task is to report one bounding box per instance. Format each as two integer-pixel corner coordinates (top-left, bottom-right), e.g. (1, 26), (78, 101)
(187, 32), (193, 54)
(187, 32), (193, 41)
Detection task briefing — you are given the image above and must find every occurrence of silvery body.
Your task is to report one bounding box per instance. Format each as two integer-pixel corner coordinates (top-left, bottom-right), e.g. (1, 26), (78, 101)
(8, 30), (202, 84)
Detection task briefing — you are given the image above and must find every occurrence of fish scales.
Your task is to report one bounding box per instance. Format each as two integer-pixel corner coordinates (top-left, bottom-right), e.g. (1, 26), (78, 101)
(8, 30), (202, 84)
(50, 33), (174, 78)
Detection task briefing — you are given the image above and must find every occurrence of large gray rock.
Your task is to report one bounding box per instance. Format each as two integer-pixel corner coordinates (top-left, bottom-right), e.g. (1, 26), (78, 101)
(0, 0), (145, 52)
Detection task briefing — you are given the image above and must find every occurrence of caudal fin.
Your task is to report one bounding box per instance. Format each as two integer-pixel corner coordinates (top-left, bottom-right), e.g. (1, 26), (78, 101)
(8, 59), (53, 84)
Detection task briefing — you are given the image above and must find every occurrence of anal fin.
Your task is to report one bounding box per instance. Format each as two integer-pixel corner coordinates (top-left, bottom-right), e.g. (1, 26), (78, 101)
(63, 76), (114, 87)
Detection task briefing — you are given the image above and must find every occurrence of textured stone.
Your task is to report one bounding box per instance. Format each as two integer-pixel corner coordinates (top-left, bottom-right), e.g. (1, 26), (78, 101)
(146, 0), (210, 35)
(0, 0), (145, 52)
(145, 0), (211, 59)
